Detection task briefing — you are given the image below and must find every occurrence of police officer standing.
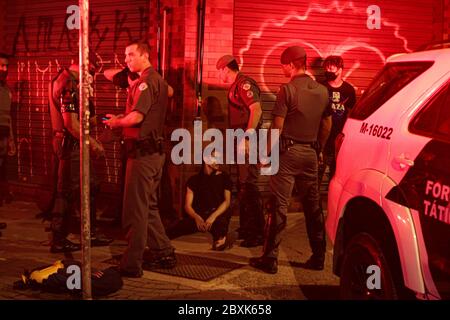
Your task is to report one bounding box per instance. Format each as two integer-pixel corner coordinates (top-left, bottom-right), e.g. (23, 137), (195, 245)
(104, 41), (176, 278)
(0, 52), (16, 236)
(49, 63), (112, 253)
(250, 46), (332, 274)
(216, 55), (265, 247)
(0, 52), (16, 208)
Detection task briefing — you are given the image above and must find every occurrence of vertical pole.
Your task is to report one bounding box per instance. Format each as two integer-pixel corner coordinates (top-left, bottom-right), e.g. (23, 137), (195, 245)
(79, 0), (92, 300)
(195, 0), (206, 119)
(161, 8), (168, 79)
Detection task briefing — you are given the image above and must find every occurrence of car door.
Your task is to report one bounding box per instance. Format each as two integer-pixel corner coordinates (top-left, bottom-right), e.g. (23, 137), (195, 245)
(386, 81), (450, 299)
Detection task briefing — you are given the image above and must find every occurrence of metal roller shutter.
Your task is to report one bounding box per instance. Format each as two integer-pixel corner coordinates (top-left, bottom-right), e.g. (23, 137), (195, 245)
(233, 0), (439, 195)
(3, 0), (150, 194)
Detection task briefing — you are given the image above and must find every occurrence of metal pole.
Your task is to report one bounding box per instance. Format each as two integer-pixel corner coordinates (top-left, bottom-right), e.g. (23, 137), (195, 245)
(79, 0), (92, 300)
(195, 0), (206, 119)
(156, 0), (162, 74)
(161, 8), (168, 79)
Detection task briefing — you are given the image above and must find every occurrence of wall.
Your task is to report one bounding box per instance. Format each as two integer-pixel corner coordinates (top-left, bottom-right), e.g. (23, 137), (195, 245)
(1, 0), (154, 211)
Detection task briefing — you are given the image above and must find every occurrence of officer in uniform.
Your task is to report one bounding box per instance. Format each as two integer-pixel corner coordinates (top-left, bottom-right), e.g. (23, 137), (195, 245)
(104, 41), (175, 278)
(49, 63), (112, 253)
(250, 46), (332, 274)
(216, 55), (265, 247)
(0, 52), (16, 236)
(0, 52), (16, 208)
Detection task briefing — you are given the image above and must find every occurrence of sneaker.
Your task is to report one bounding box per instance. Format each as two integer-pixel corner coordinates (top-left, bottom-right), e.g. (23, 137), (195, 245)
(212, 231), (237, 251)
(50, 238), (81, 253)
(142, 252), (177, 270)
(249, 256), (278, 274)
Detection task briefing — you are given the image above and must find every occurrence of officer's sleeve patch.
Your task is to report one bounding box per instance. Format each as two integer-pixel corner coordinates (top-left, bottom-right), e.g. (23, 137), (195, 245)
(247, 91), (254, 98)
(139, 83), (148, 91)
(242, 83), (251, 91)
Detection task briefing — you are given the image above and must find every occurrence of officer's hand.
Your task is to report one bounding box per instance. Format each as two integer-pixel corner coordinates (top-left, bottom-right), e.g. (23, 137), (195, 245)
(91, 140), (106, 158)
(89, 115), (98, 127)
(7, 139), (16, 156)
(103, 114), (121, 129)
(237, 138), (250, 158)
(318, 151), (324, 166)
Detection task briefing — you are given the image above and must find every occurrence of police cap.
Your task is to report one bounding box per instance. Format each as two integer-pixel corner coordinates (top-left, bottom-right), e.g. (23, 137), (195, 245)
(216, 55), (236, 70)
(280, 46), (306, 64)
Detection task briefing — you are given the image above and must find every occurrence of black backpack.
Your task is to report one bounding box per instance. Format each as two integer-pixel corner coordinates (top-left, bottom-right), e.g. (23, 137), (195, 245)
(14, 259), (123, 298)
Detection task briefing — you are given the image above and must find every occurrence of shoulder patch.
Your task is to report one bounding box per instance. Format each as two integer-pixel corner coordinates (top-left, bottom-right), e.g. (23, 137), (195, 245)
(139, 83), (148, 91)
(242, 83), (251, 91)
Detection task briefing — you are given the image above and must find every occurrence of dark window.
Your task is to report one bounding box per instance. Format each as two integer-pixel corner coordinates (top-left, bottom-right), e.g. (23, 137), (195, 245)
(350, 61), (434, 120)
(410, 83), (450, 143)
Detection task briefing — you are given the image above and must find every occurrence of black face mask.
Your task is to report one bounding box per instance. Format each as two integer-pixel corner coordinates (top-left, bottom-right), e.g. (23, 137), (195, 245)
(324, 71), (338, 81)
(0, 71), (7, 83)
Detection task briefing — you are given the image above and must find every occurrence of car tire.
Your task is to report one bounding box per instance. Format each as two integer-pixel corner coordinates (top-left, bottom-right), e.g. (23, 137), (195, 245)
(340, 232), (399, 300)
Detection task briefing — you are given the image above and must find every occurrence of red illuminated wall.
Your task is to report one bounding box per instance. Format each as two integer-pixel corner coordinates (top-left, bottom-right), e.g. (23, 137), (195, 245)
(0, 0), (449, 211)
(1, 0), (154, 210)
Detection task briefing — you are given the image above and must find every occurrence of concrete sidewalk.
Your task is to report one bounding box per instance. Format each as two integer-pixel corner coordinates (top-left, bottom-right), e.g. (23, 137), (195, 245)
(0, 201), (339, 300)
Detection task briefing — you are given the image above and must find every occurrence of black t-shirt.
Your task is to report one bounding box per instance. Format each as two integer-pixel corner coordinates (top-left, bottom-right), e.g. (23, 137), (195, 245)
(322, 81), (356, 149)
(186, 171), (232, 215)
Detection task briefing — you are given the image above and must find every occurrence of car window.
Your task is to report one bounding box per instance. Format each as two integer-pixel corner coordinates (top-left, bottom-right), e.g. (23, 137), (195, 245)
(350, 61), (434, 120)
(410, 82), (450, 143)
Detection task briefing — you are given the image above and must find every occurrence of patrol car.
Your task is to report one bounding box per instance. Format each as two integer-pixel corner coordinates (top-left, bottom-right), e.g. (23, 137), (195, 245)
(326, 45), (450, 299)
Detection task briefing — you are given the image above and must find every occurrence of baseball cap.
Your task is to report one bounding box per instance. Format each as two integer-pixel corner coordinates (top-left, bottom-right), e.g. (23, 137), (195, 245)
(216, 55), (236, 70)
(280, 46), (306, 64)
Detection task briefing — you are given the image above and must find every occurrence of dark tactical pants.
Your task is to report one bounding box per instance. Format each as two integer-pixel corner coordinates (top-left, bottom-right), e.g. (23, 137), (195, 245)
(166, 208), (232, 241)
(237, 163), (265, 240)
(264, 144), (326, 259)
(120, 152), (174, 273)
(51, 137), (99, 241)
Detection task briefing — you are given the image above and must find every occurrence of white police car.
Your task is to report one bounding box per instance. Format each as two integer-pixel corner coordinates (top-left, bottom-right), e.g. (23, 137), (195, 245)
(326, 45), (450, 299)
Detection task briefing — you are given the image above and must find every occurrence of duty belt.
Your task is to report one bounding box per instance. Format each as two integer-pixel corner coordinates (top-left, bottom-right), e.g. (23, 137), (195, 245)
(124, 138), (163, 158)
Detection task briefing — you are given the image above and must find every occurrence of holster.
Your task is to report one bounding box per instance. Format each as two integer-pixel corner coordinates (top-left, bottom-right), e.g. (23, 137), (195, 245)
(280, 137), (318, 154)
(53, 131), (77, 160)
(124, 138), (163, 159)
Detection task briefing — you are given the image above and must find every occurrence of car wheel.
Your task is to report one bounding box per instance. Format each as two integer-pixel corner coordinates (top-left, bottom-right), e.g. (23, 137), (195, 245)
(340, 232), (399, 300)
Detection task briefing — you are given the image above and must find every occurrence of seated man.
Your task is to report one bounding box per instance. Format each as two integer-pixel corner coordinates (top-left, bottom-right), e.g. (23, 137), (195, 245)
(167, 155), (236, 251)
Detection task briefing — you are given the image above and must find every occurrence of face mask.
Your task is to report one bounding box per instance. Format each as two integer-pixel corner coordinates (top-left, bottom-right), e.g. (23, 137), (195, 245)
(324, 71), (338, 81)
(0, 71), (7, 82)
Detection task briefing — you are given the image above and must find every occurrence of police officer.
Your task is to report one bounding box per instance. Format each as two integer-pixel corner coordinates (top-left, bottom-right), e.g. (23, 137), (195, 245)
(104, 41), (176, 278)
(49, 62), (112, 253)
(0, 52), (16, 237)
(250, 46), (332, 274)
(216, 55), (265, 247)
(0, 52), (16, 208)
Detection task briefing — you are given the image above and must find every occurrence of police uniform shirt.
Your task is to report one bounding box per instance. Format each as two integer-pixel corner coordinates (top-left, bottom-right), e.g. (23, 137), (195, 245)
(0, 83), (12, 131)
(272, 74), (331, 142)
(123, 66), (168, 140)
(228, 73), (261, 130)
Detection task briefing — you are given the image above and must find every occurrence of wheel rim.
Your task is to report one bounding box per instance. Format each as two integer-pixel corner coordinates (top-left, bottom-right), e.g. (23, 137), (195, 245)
(342, 242), (394, 300)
